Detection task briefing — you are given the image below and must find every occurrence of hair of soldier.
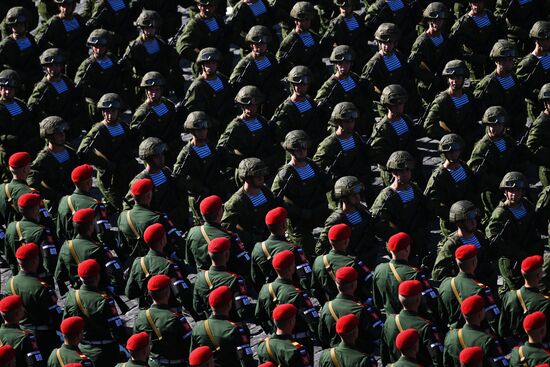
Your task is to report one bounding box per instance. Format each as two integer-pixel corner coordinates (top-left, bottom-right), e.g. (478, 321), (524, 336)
(456, 256), (476, 273)
(339, 326), (358, 344)
(0, 309), (20, 323)
(398, 294), (420, 310)
(522, 267), (542, 283)
(273, 316), (294, 330)
(74, 220), (94, 236)
(149, 286), (170, 302)
(16, 256), (35, 270)
(64, 329), (82, 345)
(208, 250), (228, 264)
(267, 222), (285, 235)
(129, 345), (149, 361)
(20, 205), (39, 219)
(201, 209), (220, 223)
(463, 309), (483, 325)
(336, 279), (355, 294)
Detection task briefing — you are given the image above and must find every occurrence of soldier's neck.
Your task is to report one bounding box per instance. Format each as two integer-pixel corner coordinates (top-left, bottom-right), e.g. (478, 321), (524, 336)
(48, 142), (65, 153)
(291, 93), (305, 102)
(448, 87), (463, 97)
(243, 183), (261, 195)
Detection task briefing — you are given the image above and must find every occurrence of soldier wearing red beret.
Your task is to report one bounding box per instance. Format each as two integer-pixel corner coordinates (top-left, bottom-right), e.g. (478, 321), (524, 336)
(510, 312), (550, 367)
(115, 332), (150, 367)
(0, 152), (34, 227)
(189, 346), (214, 367)
(460, 346), (484, 367)
(392, 329), (422, 367)
(48, 316), (93, 367)
(0, 345), (16, 367)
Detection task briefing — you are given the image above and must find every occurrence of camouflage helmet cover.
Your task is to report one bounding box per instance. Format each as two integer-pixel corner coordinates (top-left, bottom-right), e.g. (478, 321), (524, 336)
(235, 85), (265, 105)
(499, 171), (527, 190)
(5, 7), (28, 25)
(238, 157), (269, 179)
(196, 47), (222, 64)
(39, 116), (68, 137)
(530, 21), (550, 39)
(282, 130), (310, 151)
(449, 200), (478, 223)
(184, 111), (209, 130)
(246, 25), (272, 44)
(330, 45), (355, 63)
(140, 71), (166, 87)
(374, 23), (401, 42)
(380, 84), (408, 105)
(490, 39), (518, 59)
(139, 137), (167, 159)
(330, 102), (359, 125)
(287, 66), (312, 84)
(538, 83), (550, 101)
(135, 10), (161, 27)
(482, 106), (508, 125)
(334, 176), (363, 199)
(442, 59), (469, 77)
(97, 93), (124, 110)
(438, 133), (465, 152)
(423, 2), (448, 19)
(0, 69), (20, 88)
(40, 48), (65, 65)
(386, 150), (415, 170)
(290, 1), (315, 20)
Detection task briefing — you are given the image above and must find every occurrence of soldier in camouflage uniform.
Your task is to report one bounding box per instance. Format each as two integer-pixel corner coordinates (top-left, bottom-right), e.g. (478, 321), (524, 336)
(424, 133), (479, 235)
(486, 172), (544, 294)
(272, 130), (331, 258)
(227, 0), (276, 54)
(495, 0), (545, 55)
(0, 2), (38, 37)
(137, 0), (185, 41)
(474, 39), (527, 139)
(469, 107), (521, 224)
(526, 83), (550, 187)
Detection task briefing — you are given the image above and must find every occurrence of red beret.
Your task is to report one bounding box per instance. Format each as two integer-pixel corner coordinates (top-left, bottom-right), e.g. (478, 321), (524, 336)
(535, 365), (550, 367)
(8, 152), (32, 168)
(455, 245), (478, 261)
(460, 346), (483, 365)
(143, 223), (166, 245)
(0, 295), (23, 313)
(147, 274), (171, 291)
(273, 303), (298, 322)
(258, 362), (276, 367)
(398, 280), (422, 297)
(0, 345), (15, 364)
(189, 346), (213, 366)
(461, 295), (485, 316)
(208, 237), (230, 253)
(64, 364), (84, 367)
(126, 332), (150, 351)
(522, 255), (543, 273)
(72, 208), (95, 224)
(335, 266), (358, 283)
(395, 329), (419, 351)
(199, 195), (222, 216)
(272, 250), (294, 270)
(15, 242), (39, 260)
(209, 285), (232, 308)
(131, 178), (154, 196)
(71, 164), (94, 183)
(61, 316), (85, 335)
(18, 193), (40, 208)
(265, 207), (287, 225)
(77, 259), (100, 278)
(328, 224), (351, 241)
(523, 311), (546, 332)
(388, 232), (412, 252)
(336, 313), (359, 334)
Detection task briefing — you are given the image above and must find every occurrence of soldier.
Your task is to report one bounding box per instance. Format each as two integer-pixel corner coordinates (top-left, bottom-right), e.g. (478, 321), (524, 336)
(0, 7), (42, 99)
(276, 2), (325, 76)
(115, 332), (150, 367)
(499, 256), (550, 343)
(125, 223), (194, 315)
(35, 0), (88, 78)
(486, 171), (544, 293)
(256, 250), (319, 354)
(48, 316), (93, 367)
(316, 45), (375, 136)
(443, 295), (508, 367)
(381, 280), (444, 366)
(510, 312), (550, 367)
(516, 21), (550, 122)
(28, 116), (78, 212)
(250, 207), (312, 289)
(495, 0), (544, 54)
(372, 85), (421, 183)
(6, 243), (62, 358)
(77, 93), (138, 211)
(173, 112), (230, 225)
(256, 303), (313, 366)
(191, 286), (256, 367)
(0, 152), (34, 225)
(408, 2), (453, 105)
(137, 0), (183, 41)
(449, 0), (506, 81)
(432, 200), (496, 287)
(192, 237), (254, 320)
(0, 1), (38, 38)
(227, 0), (276, 54)
(460, 347), (484, 367)
(424, 133), (478, 235)
(221, 158), (277, 249)
(370, 151), (430, 265)
(217, 87), (281, 175)
(390, 329), (423, 367)
(272, 130), (331, 257)
(0, 69), (39, 182)
(423, 59), (481, 153)
(125, 137), (189, 231)
(188, 346), (214, 367)
(130, 73), (183, 166)
(133, 275), (193, 366)
(526, 83), (550, 187)
(270, 66), (323, 144)
(474, 39), (526, 139)
(319, 313), (378, 367)
(312, 102), (372, 192)
(0, 345), (16, 367)
(0, 295), (45, 367)
(469, 106), (521, 223)
(183, 48), (235, 140)
(230, 26), (284, 117)
(318, 266), (383, 352)
(63, 260), (127, 367)
(28, 48), (86, 140)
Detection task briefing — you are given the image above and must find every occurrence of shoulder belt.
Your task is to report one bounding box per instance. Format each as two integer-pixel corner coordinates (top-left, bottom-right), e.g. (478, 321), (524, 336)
(15, 221), (24, 242)
(67, 195), (76, 214)
(55, 348), (65, 366)
(140, 257), (150, 278)
(200, 225), (211, 244)
(518, 346), (529, 367)
(3, 184), (15, 211)
(261, 241), (271, 260)
(451, 277), (463, 305)
(204, 271), (213, 289)
(323, 255), (336, 282)
(264, 337), (279, 366)
(330, 347), (342, 367)
(204, 319), (220, 351)
(327, 301), (339, 321)
(457, 328), (467, 349)
(75, 290), (90, 318)
(516, 289), (528, 314)
(126, 211), (140, 239)
(268, 283), (278, 304)
(68, 240), (81, 264)
(388, 262), (403, 283)
(145, 308), (163, 341)
(9, 278), (16, 296)
(395, 314), (404, 332)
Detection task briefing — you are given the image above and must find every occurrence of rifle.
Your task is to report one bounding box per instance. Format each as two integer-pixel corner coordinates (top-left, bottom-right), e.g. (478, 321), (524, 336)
(275, 170), (295, 199)
(233, 59), (254, 86)
(517, 120), (533, 146)
(315, 77), (340, 111)
(171, 145), (193, 179)
(487, 218), (511, 249)
(74, 60), (95, 90)
(78, 128), (102, 159)
(131, 104), (157, 132)
(325, 149), (343, 176)
(364, 2), (389, 32)
(168, 19), (186, 47)
(277, 35), (301, 64)
(106, 286), (130, 314)
(473, 144), (493, 175)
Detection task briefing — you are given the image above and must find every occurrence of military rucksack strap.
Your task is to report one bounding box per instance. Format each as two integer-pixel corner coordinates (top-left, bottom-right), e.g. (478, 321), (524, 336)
(75, 290), (90, 318)
(328, 301), (339, 322)
(388, 262), (403, 283)
(204, 271), (213, 289)
(268, 283), (278, 304)
(55, 348), (65, 366)
(9, 278), (16, 296)
(145, 309), (163, 341)
(516, 289), (528, 314)
(126, 211), (140, 239)
(67, 196), (76, 214)
(330, 348), (342, 367)
(457, 328), (467, 349)
(200, 225), (211, 244)
(451, 277), (463, 305)
(3, 183), (15, 210)
(204, 319), (220, 351)
(395, 314), (404, 332)
(15, 221), (24, 242)
(323, 255), (336, 282)
(264, 337), (279, 365)
(139, 257), (150, 278)
(518, 346), (528, 367)
(261, 241), (271, 260)
(68, 240), (81, 264)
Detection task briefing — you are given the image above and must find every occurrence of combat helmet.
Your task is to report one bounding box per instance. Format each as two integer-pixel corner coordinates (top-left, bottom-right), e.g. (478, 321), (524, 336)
(235, 86), (264, 105)
(140, 71), (166, 88)
(246, 25), (272, 44)
(380, 84), (408, 106)
(449, 200), (478, 223)
(329, 102), (359, 126)
(386, 150), (415, 170)
(482, 106), (508, 125)
(238, 158), (269, 180)
(97, 93), (124, 110)
(530, 21), (550, 39)
(184, 111), (209, 130)
(290, 2), (315, 20)
(5, 7), (28, 25)
(139, 137), (166, 159)
(423, 2), (448, 19)
(39, 116), (68, 138)
(538, 83), (550, 101)
(40, 48), (65, 65)
(438, 134), (465, 152)
(0, 69), (20, 89)
(287, 66), (312, 84)
(499, 171), (527, 190)
(87, 29), (112, 46)
(374, 23), (400, 42)
(196, 47), (222, 64)
(490, 39), (517, 59)
(334, 176), (363, 199)
(135, 10), (161, 28)
(330, 45), (355, 63)
(282, 130), (310, 151)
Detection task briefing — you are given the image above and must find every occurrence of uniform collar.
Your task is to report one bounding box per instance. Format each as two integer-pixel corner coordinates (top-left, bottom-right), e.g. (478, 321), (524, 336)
(210, 314), (229, 320)
(209, 265), (226, 271)
(335, 293), (355, 301)
(274, 277), (293, 285)
(147, 248), (164, 257)
(268, 234), (287, 241)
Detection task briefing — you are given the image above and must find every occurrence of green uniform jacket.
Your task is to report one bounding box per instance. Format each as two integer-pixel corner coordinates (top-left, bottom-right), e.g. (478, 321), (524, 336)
(176, 14), (229, 61)
(256, 333), (313, 367)
(115, 360), (147, 367)
(526, 112), (550, 186)
(0, 324), (44, 367)
(228, 0), (276, 50)
(320, 13), (370, 67)
(381, 309), (443, 366)
(318, 341), (376, 367)
(364, 0), (415, 49)
(0, 179), (32, 225)
(391, 356), (424, 367)
(372, 259), (419, 315)
(276, 30), (324, 75)
(74, 54), (125, 104)
(516, 54), (550, 118)
(47, 343), (94, 367)
(191, 314), (256, 367)
(510, 342), (550, 367)
(56, 189), (99, 240)
(133, 304), (192, 363)
(250, 234), (298, 287)
(311, 249), (355, 304)
(88, 0), (137, 51)
(117, 204), (161, 258)
(361, 51), (411, 99)
(269, 96), (323, 144)
(0, 36), (42, 97)
(443, 324), (503, 367)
